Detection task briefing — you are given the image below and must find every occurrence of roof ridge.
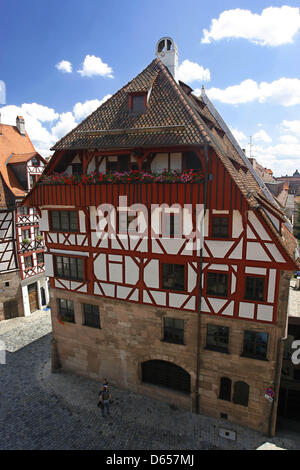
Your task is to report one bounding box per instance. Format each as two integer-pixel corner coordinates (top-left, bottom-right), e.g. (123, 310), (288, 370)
(51, 59), (161, 151)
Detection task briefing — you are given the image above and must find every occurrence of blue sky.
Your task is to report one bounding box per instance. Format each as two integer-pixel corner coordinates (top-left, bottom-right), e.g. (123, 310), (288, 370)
(1, 0), (300, 176)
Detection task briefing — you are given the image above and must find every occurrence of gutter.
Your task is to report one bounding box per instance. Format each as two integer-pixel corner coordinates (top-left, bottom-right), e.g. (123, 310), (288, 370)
(195, 142), (209, 414)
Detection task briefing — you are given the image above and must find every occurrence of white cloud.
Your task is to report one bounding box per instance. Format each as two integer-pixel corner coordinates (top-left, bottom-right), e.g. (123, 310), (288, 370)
(206, 79), (259, 104)
(279, 135), (299, 144)
(251, 142), (300, 176)
(51, 112), (77, 140)
(0, 95), (110, 157)
(201, 6), (300, 46)
(281, 120), (300, 136)
(56, 60), (72, 74)
(73, 95), (112, 120)
(0, 80), (6, 104)
(178, 59), (210, 83)
(0, 104), (57, 152)
(229, 127), (247, 145)
(206, 78), (300, 106)
(253, 130), (272, 143)
(78, 55), (114, 78)
(21, 103), (59, 122)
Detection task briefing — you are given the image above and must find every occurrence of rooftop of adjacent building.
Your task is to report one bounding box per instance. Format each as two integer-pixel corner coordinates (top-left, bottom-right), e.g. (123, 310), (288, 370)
(0, 115), (45, 202)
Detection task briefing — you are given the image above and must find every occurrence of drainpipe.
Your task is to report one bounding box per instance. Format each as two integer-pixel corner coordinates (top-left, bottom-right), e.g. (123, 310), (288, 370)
(268, 279), (289, 436)
(195, 143), (209, 414)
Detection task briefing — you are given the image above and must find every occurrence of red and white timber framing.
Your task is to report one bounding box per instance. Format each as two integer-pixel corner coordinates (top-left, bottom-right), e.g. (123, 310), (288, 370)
(23, 146), (298, 326)
(0, 210), (18, 273)
(16, 207), (45, 280)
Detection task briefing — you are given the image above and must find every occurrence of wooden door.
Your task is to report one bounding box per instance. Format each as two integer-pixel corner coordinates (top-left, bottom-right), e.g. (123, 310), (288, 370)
(3, 300), (18, 319)
(28, 283), (38, 313)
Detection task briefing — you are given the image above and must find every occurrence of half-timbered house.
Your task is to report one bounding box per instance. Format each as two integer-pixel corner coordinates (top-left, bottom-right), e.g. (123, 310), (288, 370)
(0, 115), (49, 319)
(22, 38), (299, 435)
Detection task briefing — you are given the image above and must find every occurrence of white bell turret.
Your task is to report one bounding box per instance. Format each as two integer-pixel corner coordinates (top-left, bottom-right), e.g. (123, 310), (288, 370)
(156, 37), (178, 82)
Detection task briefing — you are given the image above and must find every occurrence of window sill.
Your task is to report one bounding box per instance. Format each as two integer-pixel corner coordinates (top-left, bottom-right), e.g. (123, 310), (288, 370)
(161, 339), (185, 347)
(204, 346), (229, 354)
(240, 354), (268, 362)
(83, 324), (101, 330)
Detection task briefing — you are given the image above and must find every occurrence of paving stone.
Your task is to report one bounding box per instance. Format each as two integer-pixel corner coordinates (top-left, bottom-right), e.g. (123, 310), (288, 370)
(0, 311), (299, 450)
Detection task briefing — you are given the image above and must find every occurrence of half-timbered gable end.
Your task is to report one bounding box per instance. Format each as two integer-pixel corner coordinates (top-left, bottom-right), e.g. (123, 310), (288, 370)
(0, 117), (49, 320)
(22, 38), (299, 435)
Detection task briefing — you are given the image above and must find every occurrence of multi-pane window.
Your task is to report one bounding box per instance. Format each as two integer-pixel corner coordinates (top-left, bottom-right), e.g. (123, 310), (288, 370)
(162, 263), (185, 292)
(118, 211), (139, 233)
(34, 226), (41, 237)
(163, 318), (184, 345)
(22, 229), (31, 240)
(219, 377), (232, 401)
(54, 256), (84, 281)
(245, 276), (265, 301)
(29, 174), (39, 188)
(58, 299), (75, 323)
(50, 210), (79, 232)
(31, 157), (39, 167)
(207, 272), (228, 297)
(24, 255), (33, 269)
(242, 330), (269, 360)
(212, 216), (229, 238)
(106, 155), (130, 172)
(83, 304), (100, 329)
(72, 163), (83, 175)
(233, 381), (250, 407)
(18, 206), (28, 215)
(206, 324), (230, 353)
(37, 253), (44, 265)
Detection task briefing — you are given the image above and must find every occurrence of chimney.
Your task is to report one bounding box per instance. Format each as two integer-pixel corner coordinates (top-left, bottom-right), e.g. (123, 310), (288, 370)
(16, 115), (25, 135)
(156, 37), (178, 82)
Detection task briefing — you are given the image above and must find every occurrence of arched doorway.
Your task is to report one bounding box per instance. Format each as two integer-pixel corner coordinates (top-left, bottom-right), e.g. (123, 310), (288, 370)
(141, 360), (191, 394)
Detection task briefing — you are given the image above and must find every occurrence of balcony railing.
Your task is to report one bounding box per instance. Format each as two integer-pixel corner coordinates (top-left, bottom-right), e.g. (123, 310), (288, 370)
(25, 170), (206, 208)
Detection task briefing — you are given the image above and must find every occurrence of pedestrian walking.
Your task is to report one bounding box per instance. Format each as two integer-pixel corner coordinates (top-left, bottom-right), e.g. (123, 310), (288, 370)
(98, 385), (111, 417)
(103, 378), (109, 389)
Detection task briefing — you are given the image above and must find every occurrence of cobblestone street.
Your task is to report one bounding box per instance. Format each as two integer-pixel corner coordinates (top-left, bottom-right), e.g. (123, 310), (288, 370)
(0, 310), (299, 450)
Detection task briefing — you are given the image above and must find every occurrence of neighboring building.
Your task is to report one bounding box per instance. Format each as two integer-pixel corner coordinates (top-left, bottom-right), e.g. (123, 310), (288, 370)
(22, 38), (299, 436)
(0, 115), (49, 320)
(248, 158), (276, 184)
(277, 170), (300, 196)
(248, 158), (296, 225)
(277, 278), (300, 429)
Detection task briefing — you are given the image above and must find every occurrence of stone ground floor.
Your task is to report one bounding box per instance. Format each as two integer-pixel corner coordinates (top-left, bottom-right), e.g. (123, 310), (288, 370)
(0, 310), (299, 450)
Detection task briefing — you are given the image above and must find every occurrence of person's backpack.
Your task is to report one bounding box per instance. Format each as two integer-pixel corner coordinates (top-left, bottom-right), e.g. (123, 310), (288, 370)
(102, 390), (110, 401)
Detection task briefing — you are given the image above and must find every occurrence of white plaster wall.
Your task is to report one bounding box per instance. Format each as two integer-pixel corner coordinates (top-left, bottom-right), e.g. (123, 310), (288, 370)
(94, 254), (107, 281)
(125, 257), (139, 285)
(246, 242), (271, 262)
(44, 254), (54, 277)
(79, 211), (85, 233)
(151, 153), (168, 172)
(22, 285), (31, 317)
(144, 259), (159, 288)
(248, 211), (271, 241)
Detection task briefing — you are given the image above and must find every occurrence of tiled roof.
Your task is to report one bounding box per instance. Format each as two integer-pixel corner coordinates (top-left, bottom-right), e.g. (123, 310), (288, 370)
(51, 59), (210, 151)
(7, 152), (41, 164)
(42, 57), (300, 267)
(0, 124), (36, 201)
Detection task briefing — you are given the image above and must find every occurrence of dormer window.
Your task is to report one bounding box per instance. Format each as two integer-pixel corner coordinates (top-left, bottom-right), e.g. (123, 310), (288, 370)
(31, 156), (39, 167)
(129, 93), (147, 114)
